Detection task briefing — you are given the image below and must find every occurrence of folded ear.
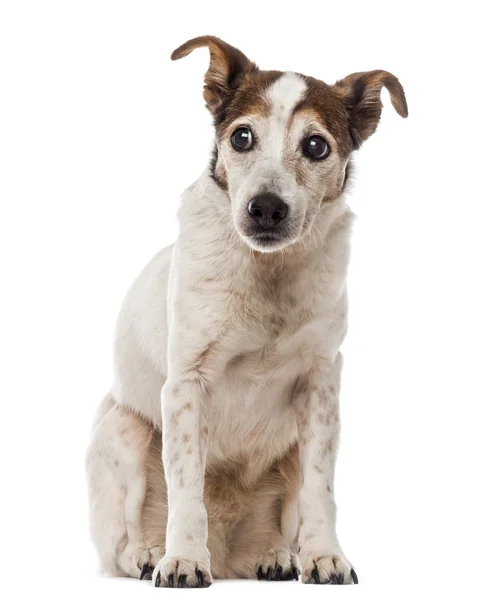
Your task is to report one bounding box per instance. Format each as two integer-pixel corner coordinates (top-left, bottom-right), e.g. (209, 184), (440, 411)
(332, 70), (408, 147)
(171, 36), (255, 116)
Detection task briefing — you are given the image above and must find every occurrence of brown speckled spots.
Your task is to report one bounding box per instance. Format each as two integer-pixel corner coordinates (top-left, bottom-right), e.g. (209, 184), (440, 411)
(182, 433), (191, 443)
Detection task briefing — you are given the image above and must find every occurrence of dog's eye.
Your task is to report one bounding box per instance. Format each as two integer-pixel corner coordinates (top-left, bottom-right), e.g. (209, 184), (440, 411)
(304, 135), (330, 160)
(231, 127), (253, 152)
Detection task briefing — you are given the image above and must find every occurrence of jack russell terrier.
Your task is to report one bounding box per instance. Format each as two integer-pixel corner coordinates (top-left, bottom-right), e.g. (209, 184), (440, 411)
(86, 35), (407, 587)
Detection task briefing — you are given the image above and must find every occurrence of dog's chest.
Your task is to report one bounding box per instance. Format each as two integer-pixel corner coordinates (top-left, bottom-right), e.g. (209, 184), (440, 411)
(205, 277), (331, 466)
(206, 333), (302, 469)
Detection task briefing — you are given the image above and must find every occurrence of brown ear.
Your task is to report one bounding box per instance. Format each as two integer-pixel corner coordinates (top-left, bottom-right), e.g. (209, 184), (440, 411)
(332, 70), (408, 147)
(171, 36), (255, 116)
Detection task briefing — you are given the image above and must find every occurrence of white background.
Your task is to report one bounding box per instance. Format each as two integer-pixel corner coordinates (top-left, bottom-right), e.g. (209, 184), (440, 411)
(1, 1), (498, 599)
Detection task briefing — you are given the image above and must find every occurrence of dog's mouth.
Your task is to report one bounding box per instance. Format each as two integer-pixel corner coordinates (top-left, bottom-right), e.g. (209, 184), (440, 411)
(252, 230), (283, 243)
(250, 231), (285, 249)
(239, 226), (297, 253)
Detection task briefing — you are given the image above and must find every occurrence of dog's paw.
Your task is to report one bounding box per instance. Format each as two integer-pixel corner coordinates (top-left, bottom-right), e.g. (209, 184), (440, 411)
(300, 552), (358, 585)
(152, 555), (212, 588)
(255, 548), (300, 581)
(118, 543), (164, 579)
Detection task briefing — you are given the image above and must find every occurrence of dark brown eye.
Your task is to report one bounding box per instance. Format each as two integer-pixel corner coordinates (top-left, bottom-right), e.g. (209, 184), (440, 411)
(231, 127), (253, 151)
(304, 135), (330, 160)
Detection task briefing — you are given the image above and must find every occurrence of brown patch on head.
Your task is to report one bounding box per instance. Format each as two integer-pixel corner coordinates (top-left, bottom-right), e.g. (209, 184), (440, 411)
(291, 70), (407, 178)
(216, 69), (283, 136)
(293, 76), (354, 159)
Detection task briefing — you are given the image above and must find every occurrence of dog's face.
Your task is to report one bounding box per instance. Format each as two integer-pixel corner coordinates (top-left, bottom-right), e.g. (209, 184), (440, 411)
(172, 36), (407, 253)
(214, 71), (352, 252)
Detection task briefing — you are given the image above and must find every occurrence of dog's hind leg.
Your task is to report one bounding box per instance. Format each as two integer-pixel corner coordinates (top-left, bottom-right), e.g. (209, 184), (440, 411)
(86, 396), (163, 578)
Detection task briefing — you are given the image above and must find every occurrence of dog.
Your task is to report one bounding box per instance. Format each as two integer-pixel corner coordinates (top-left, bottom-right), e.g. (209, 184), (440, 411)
(86, 35), (407, 587)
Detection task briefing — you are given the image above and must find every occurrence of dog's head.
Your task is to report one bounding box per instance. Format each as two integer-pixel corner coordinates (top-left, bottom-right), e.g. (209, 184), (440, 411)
(172, 36), (408, 253)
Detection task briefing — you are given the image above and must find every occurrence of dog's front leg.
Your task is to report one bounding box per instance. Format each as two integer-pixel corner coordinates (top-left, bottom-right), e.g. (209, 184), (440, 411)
(153, 369), (212, 588)
(296, 353), (358, 585)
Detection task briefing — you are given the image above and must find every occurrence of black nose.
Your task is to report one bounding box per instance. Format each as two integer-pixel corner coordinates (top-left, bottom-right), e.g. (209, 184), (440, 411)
(247, 194), (288, 229)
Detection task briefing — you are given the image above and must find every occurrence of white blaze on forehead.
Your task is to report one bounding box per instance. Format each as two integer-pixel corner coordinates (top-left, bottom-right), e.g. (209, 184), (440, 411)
(262, 72), (308, 164)
(266, 72), (307, 117)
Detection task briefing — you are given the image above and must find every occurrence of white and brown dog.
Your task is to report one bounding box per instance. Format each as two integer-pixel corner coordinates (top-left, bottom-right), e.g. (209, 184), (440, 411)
(86, 35), (407, 587)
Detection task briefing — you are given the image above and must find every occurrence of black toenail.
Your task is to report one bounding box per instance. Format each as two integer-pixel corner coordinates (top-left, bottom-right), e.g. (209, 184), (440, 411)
(196, 568), (205, 586)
